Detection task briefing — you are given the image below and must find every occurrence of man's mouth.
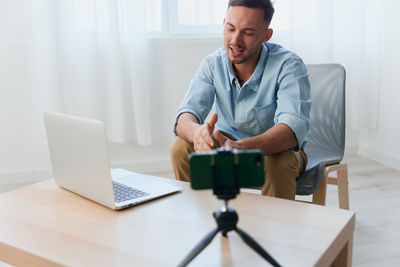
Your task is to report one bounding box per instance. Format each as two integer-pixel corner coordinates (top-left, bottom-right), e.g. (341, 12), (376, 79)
(229, 46), (245, 57)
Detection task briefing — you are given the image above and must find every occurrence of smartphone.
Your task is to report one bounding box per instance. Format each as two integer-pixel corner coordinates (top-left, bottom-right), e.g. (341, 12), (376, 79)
(188, 148), (265, 191)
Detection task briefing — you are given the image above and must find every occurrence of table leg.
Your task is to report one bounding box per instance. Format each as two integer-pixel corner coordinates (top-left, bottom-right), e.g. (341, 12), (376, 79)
(331, 235), (353, 267)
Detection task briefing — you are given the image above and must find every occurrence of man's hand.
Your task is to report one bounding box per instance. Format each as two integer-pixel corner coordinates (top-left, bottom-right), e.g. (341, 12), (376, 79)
(215, 123), (297, 155)
(214, 130), (241, 149)
(193, 113), (218, 152)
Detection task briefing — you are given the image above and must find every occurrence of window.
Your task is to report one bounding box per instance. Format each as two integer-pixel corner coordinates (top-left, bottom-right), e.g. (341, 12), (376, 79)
(145, 0), (298, 37)
(146, 0), (227, 37)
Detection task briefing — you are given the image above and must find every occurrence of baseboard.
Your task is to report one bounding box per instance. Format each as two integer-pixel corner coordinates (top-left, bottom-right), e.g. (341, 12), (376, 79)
(344, 144), (358, 155)
(0, 158), (172, 187)
(112, 158), (172, 174)
(358, 145), (400, 171)
(0, 169), (53, 186)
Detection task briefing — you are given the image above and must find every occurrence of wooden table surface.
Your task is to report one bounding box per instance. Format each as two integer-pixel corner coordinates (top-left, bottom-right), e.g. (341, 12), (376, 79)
(0, 177), (355, 266)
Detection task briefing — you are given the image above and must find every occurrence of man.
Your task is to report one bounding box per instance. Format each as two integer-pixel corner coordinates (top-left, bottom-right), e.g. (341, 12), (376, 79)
(170, 0), (311, 200)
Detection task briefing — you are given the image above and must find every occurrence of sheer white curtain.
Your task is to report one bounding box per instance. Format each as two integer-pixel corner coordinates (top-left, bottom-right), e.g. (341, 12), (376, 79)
(270, 0), (383, 130)
(32, 0), (151, 145)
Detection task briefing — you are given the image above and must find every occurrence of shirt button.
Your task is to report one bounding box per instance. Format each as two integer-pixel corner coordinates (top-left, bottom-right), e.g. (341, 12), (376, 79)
(240, 124), (244, 129)
(239, 102), (243, 106)
(233, 79), (236, 84)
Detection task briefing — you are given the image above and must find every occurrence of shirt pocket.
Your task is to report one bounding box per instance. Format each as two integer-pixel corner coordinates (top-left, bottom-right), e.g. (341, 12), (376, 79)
(254, 103), (276, 134)
(235, 109), (258, 136)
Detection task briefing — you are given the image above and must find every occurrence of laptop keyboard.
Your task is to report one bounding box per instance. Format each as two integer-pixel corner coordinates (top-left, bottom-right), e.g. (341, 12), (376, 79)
(112, 181), (149, 203)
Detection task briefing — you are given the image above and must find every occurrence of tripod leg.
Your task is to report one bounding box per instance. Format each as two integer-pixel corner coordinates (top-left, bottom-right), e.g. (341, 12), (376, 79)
(178, 228), (219, 267)
(235, 227), (281, 267)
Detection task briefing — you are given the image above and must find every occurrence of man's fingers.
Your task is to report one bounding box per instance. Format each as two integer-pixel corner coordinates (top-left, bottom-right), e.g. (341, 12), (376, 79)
(194, 140), (212, 152)
(201, 125), (214, 147)
(208, 113), (218, 126)
(194, 114), (219, 151)
(206, 113), (218, 133)
(194, 128), (213, 152)
(214, 130), (226, 145)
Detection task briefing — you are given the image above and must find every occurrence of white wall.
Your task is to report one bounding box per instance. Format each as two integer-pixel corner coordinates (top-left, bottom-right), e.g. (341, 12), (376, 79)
(2, 1), (400, 188)
(0, 34), (362, 186)
(0, 1), (52, 182)
(145, 38), (222, 148)
(357, 1), (400, 169)
(0, 34), (222, 185)
(0, 0), (223, 184)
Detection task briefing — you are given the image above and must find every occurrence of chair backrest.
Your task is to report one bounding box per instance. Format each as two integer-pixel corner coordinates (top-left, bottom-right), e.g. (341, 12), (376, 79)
(296, 64), (346, 195)
(304, 64), (346, 169)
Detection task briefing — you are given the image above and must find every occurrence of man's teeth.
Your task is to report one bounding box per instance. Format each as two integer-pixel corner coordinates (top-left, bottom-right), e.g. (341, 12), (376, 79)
(231, 47), (243, 52)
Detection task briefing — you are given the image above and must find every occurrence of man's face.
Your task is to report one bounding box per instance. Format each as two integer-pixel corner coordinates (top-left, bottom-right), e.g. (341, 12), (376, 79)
(223, 6), (272, 65)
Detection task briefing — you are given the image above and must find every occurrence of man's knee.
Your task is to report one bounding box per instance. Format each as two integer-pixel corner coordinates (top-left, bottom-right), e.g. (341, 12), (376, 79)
(170, 137), (189, 162)
(265, 150), (299, 174)
(170, 137), (193, 182)
(262, 150), (300, 200)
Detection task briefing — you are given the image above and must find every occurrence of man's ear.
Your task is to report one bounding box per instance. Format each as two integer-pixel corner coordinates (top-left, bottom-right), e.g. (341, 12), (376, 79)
(263, 28), (273, 43)
(223, 17), (226, 25)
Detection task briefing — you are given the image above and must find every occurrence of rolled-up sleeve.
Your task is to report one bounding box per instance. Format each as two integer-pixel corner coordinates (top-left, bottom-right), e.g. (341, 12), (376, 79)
(174, 56), (216, 135)
(274, 59), (311, 151)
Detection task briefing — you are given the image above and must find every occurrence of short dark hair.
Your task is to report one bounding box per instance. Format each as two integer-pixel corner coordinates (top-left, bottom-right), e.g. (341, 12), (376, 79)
(228, 0), (275, 25)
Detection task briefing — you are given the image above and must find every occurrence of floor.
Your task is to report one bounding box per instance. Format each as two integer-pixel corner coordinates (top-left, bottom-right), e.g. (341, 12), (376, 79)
(337, 154), (400, 267)
(1, 154), (399, 266)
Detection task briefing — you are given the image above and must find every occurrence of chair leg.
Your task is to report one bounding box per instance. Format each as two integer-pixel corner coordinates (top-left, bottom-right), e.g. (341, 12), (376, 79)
(325, 163), (350, 210)
(300, 163), (349, 209)
(336, 164), (349, 210)
(312, 168), (328, 206)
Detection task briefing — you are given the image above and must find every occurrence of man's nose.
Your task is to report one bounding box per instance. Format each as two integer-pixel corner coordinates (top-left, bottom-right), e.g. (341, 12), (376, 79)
(231, 31), (242, 45)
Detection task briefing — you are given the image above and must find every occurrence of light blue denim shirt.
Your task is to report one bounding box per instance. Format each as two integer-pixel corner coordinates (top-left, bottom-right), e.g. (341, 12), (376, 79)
(176, 43), (311, 151)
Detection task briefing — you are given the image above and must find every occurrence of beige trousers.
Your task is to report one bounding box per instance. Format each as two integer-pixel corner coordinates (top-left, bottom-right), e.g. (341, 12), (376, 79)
(170, 137), (307, 200)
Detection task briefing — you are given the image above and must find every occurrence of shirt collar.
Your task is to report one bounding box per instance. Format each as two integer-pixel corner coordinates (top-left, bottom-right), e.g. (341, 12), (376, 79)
(227, 44), (269, 91)
(228, 61), (236, 85)
(247, 44), (268, 91)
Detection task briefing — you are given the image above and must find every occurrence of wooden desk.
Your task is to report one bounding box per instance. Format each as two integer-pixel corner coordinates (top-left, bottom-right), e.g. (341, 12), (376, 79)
(0, 178), (355, 266)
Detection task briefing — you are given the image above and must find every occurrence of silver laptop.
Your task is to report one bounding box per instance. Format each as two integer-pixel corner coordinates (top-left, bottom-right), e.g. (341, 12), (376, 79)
(43, 111), (181, 210)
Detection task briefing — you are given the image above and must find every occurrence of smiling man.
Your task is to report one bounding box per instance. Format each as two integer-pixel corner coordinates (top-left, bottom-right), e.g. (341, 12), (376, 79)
(170, 0), (311, 200)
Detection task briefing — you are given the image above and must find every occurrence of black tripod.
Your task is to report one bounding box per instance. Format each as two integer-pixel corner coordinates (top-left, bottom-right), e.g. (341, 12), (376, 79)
(178, 149), (281, 266)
